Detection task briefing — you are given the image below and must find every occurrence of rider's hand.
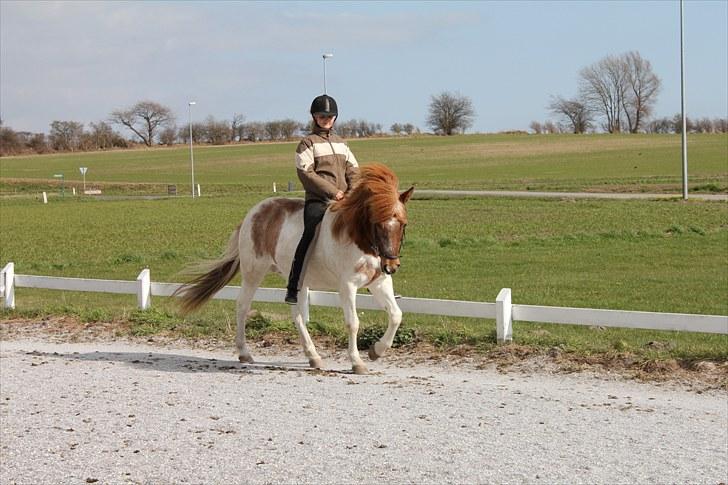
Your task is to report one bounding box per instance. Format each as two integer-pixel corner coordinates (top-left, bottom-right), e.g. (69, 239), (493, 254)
(334, 191), (345, 201)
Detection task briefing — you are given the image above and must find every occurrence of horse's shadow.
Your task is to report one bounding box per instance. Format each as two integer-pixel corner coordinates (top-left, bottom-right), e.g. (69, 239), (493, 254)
(35, 350), (355, 375)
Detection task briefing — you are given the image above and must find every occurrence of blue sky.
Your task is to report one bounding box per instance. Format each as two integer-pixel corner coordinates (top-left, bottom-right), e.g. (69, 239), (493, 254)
(1, 0), (726, 134)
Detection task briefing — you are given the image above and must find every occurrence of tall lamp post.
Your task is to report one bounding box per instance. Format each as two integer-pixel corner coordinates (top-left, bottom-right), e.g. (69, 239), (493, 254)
(679, 0), (688, 200)
(188, 101), (196, 198)
(322, 53), (333, 94)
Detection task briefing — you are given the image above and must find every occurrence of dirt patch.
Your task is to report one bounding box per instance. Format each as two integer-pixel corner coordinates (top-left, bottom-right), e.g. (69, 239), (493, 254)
(1, 317), (725, 392)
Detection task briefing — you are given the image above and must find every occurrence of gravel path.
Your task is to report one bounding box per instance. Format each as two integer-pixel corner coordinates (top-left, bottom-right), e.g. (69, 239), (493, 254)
(1, 338), (726, 485)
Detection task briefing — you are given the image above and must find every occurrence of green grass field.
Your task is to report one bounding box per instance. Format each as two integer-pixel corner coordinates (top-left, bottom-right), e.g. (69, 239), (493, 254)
(1, 134), (727, 368)
(1, 133), (726, 194)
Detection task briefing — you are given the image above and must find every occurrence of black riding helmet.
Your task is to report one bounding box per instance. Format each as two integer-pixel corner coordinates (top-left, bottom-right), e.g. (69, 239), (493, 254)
(310, 94), (338, 117)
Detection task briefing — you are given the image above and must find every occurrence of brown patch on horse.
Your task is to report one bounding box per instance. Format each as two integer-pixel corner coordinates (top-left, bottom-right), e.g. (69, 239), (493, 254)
(251, 198), (304, 258)
(354, 260), (382, 286)
(330, 164), (405, 255)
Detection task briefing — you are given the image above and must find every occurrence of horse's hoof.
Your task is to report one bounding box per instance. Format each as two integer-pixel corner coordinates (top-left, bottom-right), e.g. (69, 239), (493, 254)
(352, 364), (368, 375)
(368, 346), (381, 361)
(309, 357), (324, 369)
(238, 354), (254, 363)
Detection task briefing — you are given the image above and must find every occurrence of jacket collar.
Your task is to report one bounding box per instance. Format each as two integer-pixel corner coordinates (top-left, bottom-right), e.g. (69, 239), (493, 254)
(313, 124), (331, 137)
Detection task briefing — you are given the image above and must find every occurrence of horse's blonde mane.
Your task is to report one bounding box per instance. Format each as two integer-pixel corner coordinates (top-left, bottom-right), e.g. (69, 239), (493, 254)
(330, 163), (401, 253)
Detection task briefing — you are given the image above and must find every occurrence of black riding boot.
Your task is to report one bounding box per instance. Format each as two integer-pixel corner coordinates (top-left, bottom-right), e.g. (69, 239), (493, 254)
(285, 201), (327, 304)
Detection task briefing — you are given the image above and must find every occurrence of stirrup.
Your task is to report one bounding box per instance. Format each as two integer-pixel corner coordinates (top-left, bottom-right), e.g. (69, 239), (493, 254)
(284, 289), (298, 305)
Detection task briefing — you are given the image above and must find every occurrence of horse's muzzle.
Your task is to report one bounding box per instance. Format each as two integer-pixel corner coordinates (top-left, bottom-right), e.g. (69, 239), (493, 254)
(382, 258), (401, 275)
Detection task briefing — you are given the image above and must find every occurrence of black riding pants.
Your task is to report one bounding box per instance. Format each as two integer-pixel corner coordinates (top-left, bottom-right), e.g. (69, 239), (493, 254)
(287, 200), (327, 292)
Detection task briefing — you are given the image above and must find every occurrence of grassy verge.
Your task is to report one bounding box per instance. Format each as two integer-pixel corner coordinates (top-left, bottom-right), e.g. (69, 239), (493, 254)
(1, 133), (726, 194)
(1, 194), (726, 372)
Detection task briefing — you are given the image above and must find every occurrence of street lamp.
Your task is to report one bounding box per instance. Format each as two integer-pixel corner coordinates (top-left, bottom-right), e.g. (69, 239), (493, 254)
(188, 101), (196, 198)
(322, 53), (333, 94)
(679, 0), (688, 200)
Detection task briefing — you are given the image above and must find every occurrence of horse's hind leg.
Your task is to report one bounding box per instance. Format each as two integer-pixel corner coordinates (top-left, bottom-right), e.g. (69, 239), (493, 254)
(236, 274), (265, 363)
(291, 287), (323, 369)
(366, 276), (403, 361)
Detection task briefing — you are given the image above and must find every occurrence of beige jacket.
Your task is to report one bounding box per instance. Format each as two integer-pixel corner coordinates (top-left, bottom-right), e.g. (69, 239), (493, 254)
(295, 127), (359, 203)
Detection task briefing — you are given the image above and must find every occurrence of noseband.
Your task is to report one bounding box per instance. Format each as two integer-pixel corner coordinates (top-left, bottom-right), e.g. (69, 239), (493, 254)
(370, 224), (406, 261)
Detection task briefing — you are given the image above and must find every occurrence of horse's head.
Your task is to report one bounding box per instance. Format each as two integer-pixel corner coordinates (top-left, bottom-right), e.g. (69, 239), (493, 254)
(331, 163), (415, 275)
(371, 186), (414, 275)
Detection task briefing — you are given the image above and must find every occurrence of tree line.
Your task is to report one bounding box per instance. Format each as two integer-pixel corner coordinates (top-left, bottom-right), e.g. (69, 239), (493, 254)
(0, 102), (422, 156)
(530, 114), (728, 135)
(531, 50), (727, 135)
(1, 92), (474, 156)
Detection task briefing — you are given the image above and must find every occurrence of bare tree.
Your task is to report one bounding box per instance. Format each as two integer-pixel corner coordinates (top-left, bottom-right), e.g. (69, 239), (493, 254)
(88, 121), (120, 150)
(403, 123), (416, 135)
(426, 91), (475, 135)
(695, 118), (714, 133)
(159, 127), (177, 145)
(391, 123), (402, 135)
(646, 117), (673, 134)
(529, 121), (543, 134)
(28, 133), (50, 153)
(578, 52), (660, 133)
(714, 118), (728, 133)
(622, 51), (661, 133)
(230, 113), (245, 142)
(277, 119), (301, 140)
(543, 120), (560, 134)
(264, 121), (282, 141)
(178, 122), (206, 144)
(49, 120), (84, 151)
(579, 55), (627, 133)
(110, 101), (175, 147)
(241, 122), (266, 142)
(0, 126), (21, 155)
(337, 120), (356, 137)
(548, 96), (592, 134)
(204, 116), (230, 145)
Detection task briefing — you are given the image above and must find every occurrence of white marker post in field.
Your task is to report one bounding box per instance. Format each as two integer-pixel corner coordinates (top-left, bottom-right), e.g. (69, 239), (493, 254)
(188, 101), (196, 198)
(53, 174), (64, 198)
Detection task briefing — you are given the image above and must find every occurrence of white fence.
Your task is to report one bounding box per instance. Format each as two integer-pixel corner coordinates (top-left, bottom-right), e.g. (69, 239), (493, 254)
(2, 262), (726, 340)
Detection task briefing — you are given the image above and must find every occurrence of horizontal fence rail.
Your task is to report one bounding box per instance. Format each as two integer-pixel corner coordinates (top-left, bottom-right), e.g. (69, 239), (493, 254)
(1, 263), (726, 340)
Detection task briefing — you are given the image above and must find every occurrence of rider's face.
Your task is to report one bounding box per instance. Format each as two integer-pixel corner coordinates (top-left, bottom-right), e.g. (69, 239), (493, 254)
(314, 114), (336, 129)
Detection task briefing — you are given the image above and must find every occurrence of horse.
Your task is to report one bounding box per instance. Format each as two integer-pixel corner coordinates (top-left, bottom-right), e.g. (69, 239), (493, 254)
(174, 164), (414, 374)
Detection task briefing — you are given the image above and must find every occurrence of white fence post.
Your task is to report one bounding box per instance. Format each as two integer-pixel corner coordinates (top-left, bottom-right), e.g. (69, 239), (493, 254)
(136, 268), (151, 310)
(496, 288), (513, 343)
(1, 262), (16, 310)
(3, 261), (727, 336)
(301, 287), (310, 324)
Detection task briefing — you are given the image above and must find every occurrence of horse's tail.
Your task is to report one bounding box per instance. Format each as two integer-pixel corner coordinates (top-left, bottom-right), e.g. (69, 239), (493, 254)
(173, 224), (242, 315)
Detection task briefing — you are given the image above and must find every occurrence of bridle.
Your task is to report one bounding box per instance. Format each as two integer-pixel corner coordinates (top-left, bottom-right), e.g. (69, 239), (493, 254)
(370, 222), (406, 261)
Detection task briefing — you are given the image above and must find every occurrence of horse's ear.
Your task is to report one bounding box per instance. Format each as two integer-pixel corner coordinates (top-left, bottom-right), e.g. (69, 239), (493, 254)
(399, 186), (415, 204)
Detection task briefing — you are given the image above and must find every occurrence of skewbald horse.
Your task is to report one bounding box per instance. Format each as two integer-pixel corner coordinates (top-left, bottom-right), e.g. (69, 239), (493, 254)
(175, 164), (414, 374)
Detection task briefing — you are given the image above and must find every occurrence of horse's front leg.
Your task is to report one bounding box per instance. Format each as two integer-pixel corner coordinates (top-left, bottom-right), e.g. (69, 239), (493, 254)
(290, 287), (323, 369)
(366, 275), (403, 361)
(338, 283), (367, 374)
